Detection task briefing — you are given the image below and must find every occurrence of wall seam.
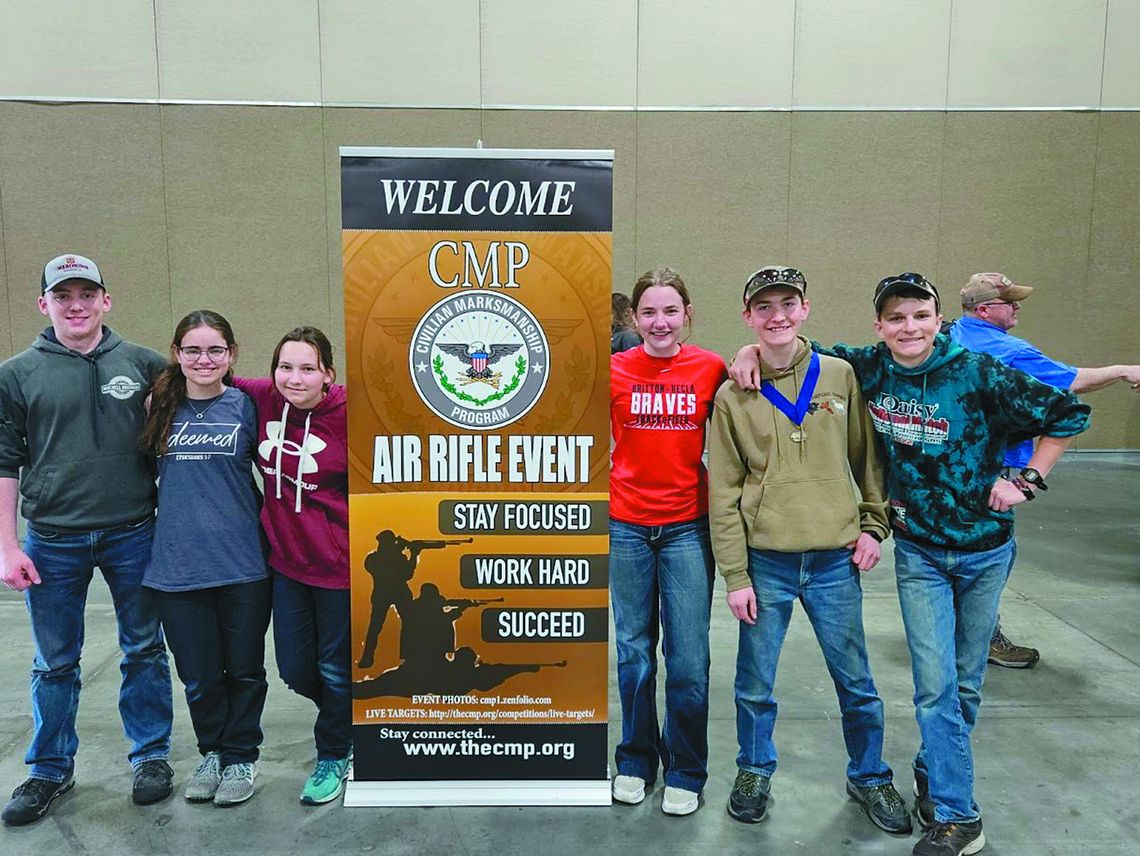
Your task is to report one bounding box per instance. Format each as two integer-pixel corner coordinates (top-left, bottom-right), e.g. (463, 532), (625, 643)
(632, 0), (640, 277)
(1097, 0), (1112, 108)
(944, 0), (955, 109)
(0, 158), (12, 356)
(156, 103), (175, 335)
(785, 0), (799, 259)
(316, 0), (332, 327)
(1083, 111), (1103, 337)
(478, 0), (486, 144)
(151, 0), (164, 102)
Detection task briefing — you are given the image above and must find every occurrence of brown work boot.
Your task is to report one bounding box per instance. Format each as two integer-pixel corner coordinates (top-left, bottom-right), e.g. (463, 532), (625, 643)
(987, 629), (1039, 669)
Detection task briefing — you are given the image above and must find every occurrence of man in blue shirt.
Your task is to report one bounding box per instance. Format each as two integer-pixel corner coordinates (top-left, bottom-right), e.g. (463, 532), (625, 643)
(950, 272), (1140, 668)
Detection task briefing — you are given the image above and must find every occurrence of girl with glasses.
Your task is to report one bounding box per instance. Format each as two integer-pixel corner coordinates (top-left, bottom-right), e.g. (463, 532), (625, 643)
(230, 327), (350, 806)
(140, 310), (270, 807)
(609, 267), (728, 816)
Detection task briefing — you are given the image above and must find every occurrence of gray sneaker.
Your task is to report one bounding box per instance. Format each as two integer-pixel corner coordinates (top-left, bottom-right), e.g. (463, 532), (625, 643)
(184, 752), (222, 802)
(213, 762), (256, 807)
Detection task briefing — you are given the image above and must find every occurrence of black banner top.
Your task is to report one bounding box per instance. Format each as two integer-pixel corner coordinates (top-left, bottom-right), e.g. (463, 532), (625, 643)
(340, 150), (614, 232)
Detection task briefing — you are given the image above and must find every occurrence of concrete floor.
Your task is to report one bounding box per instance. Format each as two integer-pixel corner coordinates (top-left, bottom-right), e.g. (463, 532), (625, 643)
(1, 453), (1137, 855)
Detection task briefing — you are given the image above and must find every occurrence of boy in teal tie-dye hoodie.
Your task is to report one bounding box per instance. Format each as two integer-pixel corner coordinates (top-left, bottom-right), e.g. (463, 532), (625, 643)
(731, 273), (1089, 856)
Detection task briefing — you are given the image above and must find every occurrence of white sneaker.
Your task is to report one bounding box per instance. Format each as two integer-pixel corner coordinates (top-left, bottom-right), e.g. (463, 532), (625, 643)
(213, 762), (257, 806)
(612, 774), (646, 804)
(661, 785), (699, 816)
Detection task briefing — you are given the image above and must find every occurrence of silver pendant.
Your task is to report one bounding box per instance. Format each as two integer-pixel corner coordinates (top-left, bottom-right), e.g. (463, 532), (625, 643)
(790, 428), (805, 443)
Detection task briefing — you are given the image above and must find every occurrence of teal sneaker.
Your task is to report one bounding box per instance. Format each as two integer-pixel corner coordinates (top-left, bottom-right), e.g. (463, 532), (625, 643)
(300, 758), (350, 805)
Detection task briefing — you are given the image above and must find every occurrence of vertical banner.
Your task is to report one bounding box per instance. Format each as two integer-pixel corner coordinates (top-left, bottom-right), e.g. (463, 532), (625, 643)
(341, 148), (613, 806)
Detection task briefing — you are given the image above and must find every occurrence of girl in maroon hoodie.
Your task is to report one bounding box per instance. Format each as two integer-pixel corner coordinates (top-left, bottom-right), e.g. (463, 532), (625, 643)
(232, 327), (350, 805)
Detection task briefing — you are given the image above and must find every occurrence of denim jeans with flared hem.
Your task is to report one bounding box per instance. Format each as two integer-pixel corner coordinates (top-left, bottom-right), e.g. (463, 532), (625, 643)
(734, 546), (893, 787)
(23, 518), (172, 782)
(895, 534), (1014, 824)
(610, 516), (714, 794)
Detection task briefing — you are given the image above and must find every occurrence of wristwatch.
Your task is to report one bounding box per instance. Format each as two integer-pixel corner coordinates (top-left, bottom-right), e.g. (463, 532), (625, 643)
(1018, 467), (1049, 492)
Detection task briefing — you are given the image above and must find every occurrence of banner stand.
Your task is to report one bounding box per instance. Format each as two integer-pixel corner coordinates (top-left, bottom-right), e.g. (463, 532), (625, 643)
(344, 775), (611, 807)
(340, 146), (613, 807)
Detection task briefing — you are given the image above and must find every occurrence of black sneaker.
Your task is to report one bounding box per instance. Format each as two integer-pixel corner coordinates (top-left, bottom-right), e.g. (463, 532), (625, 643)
(846, 780), (912, 834)
(726, 769), (770, 824)
(912, 819), (985, 856)
(913, 769), (936, 828)
(2, 776), (75, 826)
(132, 759), (174, 805)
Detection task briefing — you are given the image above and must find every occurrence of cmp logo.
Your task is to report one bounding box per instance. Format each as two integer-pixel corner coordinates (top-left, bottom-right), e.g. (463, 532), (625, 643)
(101, 375), (142, 400)
(409, 291), (550, 430)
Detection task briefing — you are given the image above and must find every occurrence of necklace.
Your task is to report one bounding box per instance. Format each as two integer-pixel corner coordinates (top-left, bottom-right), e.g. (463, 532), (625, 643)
(189, 392), (224, 420)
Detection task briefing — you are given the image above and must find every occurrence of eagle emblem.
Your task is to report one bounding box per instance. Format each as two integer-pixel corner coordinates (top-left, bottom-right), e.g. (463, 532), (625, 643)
(436, 340), (524, 389)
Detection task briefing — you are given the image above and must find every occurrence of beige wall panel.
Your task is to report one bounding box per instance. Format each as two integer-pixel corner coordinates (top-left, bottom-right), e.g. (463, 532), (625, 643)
(937, 112), (1100, 442)
(481, 0), (637, 107)
(787, 112), (944, 347)
(1085, 115), (1140, 447)
(793, 1), (951, 108)
(321, 108), (483, 362)
(319, 0), (480, 106)
(1101, 0), (1140, 108)
(0, 102), (170, 353)
(947, 0), (1108, 107)
(0, 0), (158, 100)
(480, 110), (635, 296)
(637, 0), (794, 108)
(160, 106), (328, 374)
(156, 0), (321, 102)
(0, 221), (11, 359)
(635, 112), (791, 360)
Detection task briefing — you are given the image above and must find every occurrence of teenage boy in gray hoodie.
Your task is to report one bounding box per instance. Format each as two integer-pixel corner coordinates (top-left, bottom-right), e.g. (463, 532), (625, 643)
(0, 254), (174, 825)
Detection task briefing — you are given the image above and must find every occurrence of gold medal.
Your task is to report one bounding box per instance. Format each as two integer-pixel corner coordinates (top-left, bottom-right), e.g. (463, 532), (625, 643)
(790, 428), (805, 443)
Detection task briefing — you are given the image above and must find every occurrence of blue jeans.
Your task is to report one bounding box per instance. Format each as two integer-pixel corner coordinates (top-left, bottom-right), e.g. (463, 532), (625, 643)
(609, 516), (714, 793)
(735, 547), (892, 786)
(894, 535), (1014, 823)
(153, 578), (272, 765)
(272, 572), (352, 760)
(22, 518), (172, 782)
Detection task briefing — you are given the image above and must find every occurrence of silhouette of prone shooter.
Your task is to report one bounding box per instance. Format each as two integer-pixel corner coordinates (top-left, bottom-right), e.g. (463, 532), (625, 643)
(357, 531), (472, 669)
(400, 583), (504, 668)
(353, 647), (567, 699)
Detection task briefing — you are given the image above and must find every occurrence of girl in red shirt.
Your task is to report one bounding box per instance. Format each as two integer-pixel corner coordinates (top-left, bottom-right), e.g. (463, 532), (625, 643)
(609, 268), (728, 816)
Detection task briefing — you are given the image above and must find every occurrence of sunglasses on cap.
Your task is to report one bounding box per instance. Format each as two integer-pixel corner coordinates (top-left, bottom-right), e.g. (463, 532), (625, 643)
(874, 272), (940, 310)
(743, 266), (807, 302)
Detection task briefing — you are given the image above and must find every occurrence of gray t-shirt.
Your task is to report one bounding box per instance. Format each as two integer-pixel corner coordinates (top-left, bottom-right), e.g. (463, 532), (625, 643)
(144, 387), (267, 591)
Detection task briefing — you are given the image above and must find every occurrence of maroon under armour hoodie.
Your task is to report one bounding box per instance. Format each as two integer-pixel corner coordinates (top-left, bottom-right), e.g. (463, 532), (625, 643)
(231, 377), (349, 589)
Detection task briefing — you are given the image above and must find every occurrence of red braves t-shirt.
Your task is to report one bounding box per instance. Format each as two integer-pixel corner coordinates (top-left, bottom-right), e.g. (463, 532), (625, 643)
(610, 344), (728, 526)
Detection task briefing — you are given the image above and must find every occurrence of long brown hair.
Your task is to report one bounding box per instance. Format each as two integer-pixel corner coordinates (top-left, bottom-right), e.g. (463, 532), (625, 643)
(140, 310), (237, 455)
(270, 326), (336, 389)
(629, 266), (694, 338)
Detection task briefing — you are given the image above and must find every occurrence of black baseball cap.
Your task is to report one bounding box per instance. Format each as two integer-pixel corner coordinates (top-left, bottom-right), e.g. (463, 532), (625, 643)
(873, 272), (940, 313)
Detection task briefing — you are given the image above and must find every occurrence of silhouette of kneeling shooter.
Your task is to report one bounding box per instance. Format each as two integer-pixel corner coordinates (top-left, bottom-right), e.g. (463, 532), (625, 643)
(357, 531), (471, 670)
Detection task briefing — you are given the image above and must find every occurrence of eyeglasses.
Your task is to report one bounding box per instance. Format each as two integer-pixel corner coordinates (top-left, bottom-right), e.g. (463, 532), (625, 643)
(978, 300), (1019, 308)
(177, 345), (230, 362)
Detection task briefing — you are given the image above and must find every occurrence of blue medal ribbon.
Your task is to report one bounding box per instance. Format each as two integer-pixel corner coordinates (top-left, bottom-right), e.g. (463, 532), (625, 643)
(760, 352), (820, 426)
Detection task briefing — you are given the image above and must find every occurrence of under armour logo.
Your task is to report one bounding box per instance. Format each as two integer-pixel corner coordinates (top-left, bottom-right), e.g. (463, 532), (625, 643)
(259, 421), (327, 475)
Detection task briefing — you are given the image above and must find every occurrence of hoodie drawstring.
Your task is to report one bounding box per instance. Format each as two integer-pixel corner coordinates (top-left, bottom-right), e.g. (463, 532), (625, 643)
(275, 401), (289, 502)
(296, 412), (312, 514)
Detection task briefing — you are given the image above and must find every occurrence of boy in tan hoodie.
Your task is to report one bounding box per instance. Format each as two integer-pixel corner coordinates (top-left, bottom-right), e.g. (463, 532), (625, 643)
(708, 266), (906, 832)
